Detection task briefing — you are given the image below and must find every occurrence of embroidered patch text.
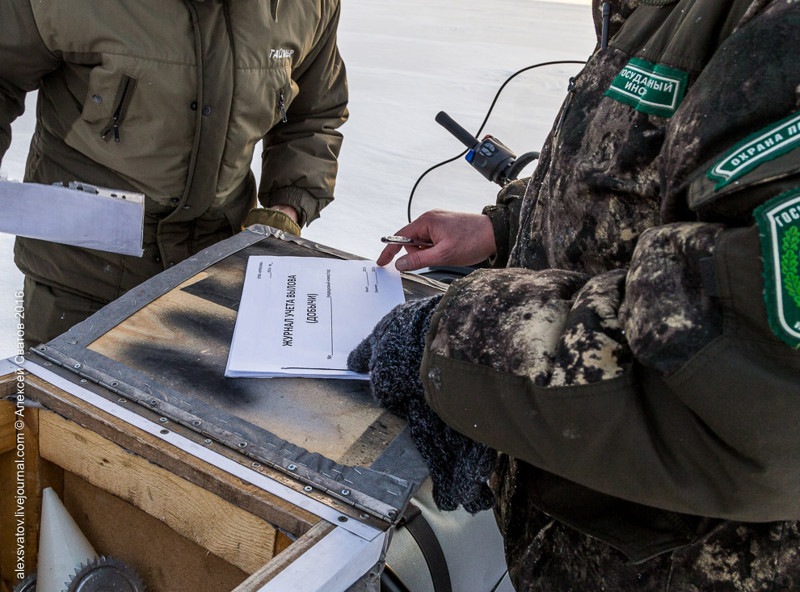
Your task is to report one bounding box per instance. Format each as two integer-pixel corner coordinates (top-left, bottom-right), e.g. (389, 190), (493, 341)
(707, 112), (800, 190)
(605, 58), (688, 118)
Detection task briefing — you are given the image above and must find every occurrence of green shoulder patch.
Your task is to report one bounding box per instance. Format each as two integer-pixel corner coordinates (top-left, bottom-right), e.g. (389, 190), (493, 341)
(604, 58), (688, 118)
(708, 112), (800, 190)
(755, 189), (800, 349)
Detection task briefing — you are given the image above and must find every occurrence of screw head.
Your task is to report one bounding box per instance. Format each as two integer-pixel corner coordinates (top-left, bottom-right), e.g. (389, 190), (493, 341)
(341, 489), (351, 497)
(287, 464), (297, 471)
(304, 486), (313, 493)
(159, 417), (168, 423)
(204, 439), (212, 445)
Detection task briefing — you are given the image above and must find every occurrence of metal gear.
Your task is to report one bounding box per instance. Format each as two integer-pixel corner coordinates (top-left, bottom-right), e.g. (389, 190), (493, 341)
(62, 556), (145, 592)
(12, 572), (37, 592)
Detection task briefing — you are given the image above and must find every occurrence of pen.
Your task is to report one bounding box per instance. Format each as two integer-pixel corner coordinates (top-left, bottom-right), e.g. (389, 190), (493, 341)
(381, 235), (434, 247)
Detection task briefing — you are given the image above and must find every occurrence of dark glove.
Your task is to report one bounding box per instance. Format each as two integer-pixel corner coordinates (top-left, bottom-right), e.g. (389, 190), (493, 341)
(242, 207), (302, 236)
(348, 295), (497, 514)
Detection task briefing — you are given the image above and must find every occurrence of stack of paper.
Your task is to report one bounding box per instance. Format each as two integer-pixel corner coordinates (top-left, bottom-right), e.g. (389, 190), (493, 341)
(225, 256), (406, 379)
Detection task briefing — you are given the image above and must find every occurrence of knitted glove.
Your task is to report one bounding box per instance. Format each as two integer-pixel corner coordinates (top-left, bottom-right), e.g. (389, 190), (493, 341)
(242, 207), (302, 236)
(348, 295), (497, 514)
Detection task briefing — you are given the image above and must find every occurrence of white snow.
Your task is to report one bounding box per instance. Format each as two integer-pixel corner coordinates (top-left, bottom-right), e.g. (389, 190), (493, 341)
(0, 0), (594, 356)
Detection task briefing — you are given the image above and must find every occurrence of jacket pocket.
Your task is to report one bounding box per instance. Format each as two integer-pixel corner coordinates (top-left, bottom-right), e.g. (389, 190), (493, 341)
(81, 68), (137, 143)
(656, 225), (800, 521)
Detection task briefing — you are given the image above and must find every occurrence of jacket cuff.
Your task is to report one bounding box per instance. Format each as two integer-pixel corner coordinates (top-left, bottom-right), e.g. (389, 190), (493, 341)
(481, 204), (511, 268)
(262, 186), (325, 227)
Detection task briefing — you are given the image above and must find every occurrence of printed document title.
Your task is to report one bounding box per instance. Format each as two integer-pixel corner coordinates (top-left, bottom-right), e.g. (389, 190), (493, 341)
(282, 275), (319, 347)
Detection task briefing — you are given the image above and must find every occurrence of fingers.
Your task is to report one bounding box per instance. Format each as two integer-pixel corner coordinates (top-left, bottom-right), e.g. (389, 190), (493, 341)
(377, 243), (402, 267)
(378, 215), (438, 269)
(395, 246), (440, 271)
(377, 210), (497, 271)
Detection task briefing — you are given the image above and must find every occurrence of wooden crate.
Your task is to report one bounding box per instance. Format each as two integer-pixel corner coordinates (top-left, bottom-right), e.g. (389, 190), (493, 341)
(0, 227), (442, 592)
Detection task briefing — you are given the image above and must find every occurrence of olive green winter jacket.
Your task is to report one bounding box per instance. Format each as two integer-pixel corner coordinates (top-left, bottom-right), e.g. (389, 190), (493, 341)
(0, 0), (347, 304)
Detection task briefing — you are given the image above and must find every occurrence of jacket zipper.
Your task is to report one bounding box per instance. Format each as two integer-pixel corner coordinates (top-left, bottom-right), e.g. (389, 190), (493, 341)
(279, 91), (288, 123)
(554, 76), (577, 138)
(101, 75), (136, 143)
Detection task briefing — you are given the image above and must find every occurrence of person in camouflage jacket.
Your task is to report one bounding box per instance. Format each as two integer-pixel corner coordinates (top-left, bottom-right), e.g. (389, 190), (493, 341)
(0, 0), (348, 346)
(352, 0), (800, 589)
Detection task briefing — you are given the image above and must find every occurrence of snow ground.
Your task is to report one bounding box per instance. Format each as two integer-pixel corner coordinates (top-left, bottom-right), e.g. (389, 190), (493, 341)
(0, 0), (595, 357)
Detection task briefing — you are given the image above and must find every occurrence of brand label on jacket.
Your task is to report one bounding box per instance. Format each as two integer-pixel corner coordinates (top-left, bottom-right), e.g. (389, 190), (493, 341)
(605, 58), (688, 118)
(755, 188), (800, 348)
(269, 48), (295, 59)
(707, 112), (800, 190)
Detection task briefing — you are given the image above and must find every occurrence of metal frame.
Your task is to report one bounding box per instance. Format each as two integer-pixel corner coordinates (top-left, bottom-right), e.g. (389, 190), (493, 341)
(30, 226), (439, 524)
(16, 356), (382, 541)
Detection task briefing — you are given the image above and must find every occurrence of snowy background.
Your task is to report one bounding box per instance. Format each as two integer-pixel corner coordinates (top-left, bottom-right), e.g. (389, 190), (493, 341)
(0, 0), (594, 357)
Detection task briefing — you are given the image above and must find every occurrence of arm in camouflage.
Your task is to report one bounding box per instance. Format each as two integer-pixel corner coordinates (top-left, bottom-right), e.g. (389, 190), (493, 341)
(420, 0), (800, 525)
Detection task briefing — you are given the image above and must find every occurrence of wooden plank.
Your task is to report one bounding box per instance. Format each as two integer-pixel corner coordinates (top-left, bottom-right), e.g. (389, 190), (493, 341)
(89, 272), (238, 363)
(0, 373), (22, 455)
(0, 401), (14, 454)
(0, 406), (62, 588)
(232, 521), (335, 592)
(274, 531), (294, 556)
(63, 472), (248, 592)
(0, 374), (17, 397)
(39, 410), (279, 574)
(25, 374), (320, 536)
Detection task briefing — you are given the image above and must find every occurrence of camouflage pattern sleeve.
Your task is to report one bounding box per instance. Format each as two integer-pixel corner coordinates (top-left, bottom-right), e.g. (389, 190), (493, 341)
(420, 218), (800, 522)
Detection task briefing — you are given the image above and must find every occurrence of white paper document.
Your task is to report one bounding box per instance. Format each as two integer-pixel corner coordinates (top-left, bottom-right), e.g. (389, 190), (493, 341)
(225, 256), (406, 379)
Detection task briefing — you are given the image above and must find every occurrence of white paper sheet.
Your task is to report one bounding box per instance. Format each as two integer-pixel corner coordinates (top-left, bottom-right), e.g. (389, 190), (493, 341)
(225, 256), (406, 379)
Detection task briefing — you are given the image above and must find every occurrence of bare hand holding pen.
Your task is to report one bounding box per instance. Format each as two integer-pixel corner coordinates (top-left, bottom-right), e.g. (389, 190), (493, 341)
(377, 209), (496, 271)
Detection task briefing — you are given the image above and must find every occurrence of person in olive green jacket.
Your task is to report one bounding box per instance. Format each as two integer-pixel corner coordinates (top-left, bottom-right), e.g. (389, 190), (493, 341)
(0, 0), (348, 347)
(350, 0), (800, 589)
